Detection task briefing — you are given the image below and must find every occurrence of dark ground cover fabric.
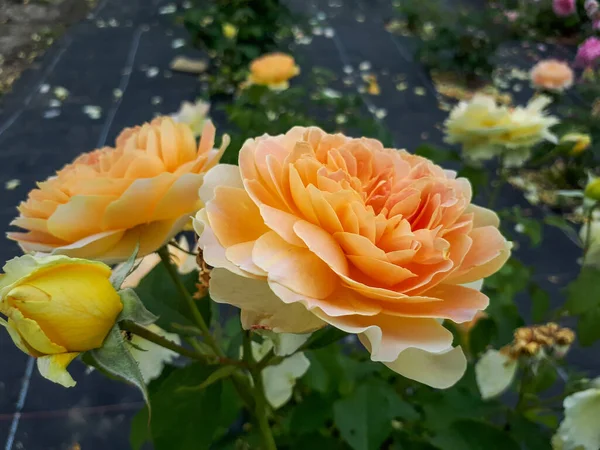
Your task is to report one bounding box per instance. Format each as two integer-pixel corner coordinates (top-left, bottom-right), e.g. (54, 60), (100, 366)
(0, 0), (595, 448)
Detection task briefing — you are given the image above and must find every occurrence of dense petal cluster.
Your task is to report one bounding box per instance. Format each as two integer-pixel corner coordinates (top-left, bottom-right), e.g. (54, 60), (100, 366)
(9, 118), (225, 263)
(195, 127), (511, 388)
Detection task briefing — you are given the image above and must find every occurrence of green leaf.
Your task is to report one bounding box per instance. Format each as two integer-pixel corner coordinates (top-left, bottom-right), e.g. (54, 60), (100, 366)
(577, 306), (600, 346)
(303, 327), (349, 350)
(333, 380), (398, 450)
(129, 406), (150, 450)
(118, 289), (157, 326)
(506, 413), (552, 450)
(530, 284), (550, 323)
(450, 420), (520, 450)
(291, 433), (344, 450)
(566, 267), (600, 315)
(543, 215), (580, 244)
(150, 364), (242, 450)
(135, 264), (200, 333)
(110, 242), (139, 289)
(290, 393), (333, 435)
(432, 419), (521, 450)
(458, 165), (488, 197)
(303, 346), (344, 394)
(177, 365), (239, 392)
(414, 144), (459, 164)
(85, 326), (149, 408)
(468, 317), (497, 357)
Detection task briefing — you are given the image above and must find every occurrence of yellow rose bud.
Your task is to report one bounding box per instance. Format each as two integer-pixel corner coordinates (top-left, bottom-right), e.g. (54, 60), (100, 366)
(222, 23), (238, 40)
(585, 178), (600, 202)
(561, 133), (592, 155)
(0, 255), (123, 387)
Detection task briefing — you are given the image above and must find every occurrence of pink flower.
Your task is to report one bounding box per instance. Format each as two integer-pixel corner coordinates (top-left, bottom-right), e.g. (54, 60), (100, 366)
(576, 37), (600, 67)
(504, 11), (520, 22)
(594, 18), (600, 30)
(553, 0), (576, 17)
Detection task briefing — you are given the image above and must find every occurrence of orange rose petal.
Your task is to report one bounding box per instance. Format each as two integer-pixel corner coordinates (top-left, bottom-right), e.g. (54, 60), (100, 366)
(269, 280), (382, 317)
(467, 204), (500, 228)
(207, 186), (269, 247)
(293, 220), (349, 276)
(226, 241), (267, 277)
(383, 284), (488, 322)
(198, 164), (244, 204)
(447, 226), (511, 284)
(289, 165), (319, 223)
(51, 229), (126, 261)
(152, 173), (204, 221)
(196, 210), (252, 277)
(11, 217), (48, 234)
(307, 185), (344, 234)
(348, 255), (416, 287)
(258, 204), (305, 247)
(335, 231), (387, 259)
(47, 195), (115, 242)
(102, 175), (174, 229)
(252, 231), (337, 299)
(319, 313), (453, 362)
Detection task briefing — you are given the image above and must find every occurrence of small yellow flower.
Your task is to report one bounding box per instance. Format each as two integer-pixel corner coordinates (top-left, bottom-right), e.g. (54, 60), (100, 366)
(561, 133), (592, 155)
(222, 23), (238, 40)
(247, 53), (300, 91)
(0, 255), (122, 387)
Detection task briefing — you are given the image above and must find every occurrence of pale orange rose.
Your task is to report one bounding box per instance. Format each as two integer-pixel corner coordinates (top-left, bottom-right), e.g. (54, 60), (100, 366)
(530, 59), (574, 92)
(9, 118), (227, 264)
(195, 127), (511, 389)
(248, 53), (300, 90)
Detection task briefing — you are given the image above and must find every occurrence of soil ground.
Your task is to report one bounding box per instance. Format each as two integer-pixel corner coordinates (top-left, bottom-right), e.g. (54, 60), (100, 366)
(0, 0), (94, 96)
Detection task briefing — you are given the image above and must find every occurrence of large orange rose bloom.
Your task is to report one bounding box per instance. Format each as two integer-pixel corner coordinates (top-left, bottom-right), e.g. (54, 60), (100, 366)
(530, 59), (574, 92)
(9, 118), (226, 263)
(195, 127), (511, 388)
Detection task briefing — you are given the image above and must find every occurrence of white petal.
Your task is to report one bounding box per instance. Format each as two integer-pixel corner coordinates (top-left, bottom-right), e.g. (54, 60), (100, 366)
(554, 388), (600, 450)
(475, 349), (518, 399)
(263, 352), (310, 409)
(383, 345), (467, 389)
(129, 325), (181, 383)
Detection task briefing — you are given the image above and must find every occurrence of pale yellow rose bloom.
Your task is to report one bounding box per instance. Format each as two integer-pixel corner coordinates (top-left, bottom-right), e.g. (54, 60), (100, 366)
(445, 94), (558, 167)
(0, 255), (122, 387)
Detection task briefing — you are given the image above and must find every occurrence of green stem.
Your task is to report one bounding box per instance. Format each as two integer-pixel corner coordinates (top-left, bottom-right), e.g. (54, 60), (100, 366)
(488, 159), (505, 210)
(583, 203), (598, 265)
(243, 332), (277, 450)
(120, 321), (209, 363)
(515, 367), (530, 413)
(157, 246), (223, 357)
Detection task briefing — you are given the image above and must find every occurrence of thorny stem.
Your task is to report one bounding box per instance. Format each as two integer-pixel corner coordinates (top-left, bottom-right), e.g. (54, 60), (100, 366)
(120, 321), (208, 363)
